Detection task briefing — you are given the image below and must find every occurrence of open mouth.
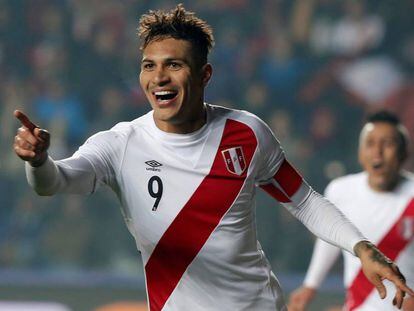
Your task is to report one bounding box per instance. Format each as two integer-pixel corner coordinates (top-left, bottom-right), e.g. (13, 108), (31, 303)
(372, 162), (385, 172)
(153, 90), (178, 103)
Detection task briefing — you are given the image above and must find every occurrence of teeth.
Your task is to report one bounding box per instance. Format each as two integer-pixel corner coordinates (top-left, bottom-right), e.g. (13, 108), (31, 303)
(154, 91), (176, 95)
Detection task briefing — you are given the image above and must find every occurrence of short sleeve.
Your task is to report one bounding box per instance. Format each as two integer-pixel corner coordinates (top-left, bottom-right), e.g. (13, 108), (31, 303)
(71, 123), (129, 189)
(254, 118), (285, 183)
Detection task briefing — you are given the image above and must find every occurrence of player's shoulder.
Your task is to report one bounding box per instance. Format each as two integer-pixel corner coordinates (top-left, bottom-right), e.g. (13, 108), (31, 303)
(210, 104), (264, 124)
(326, 172), (366, 194)
(85, 111), (152, 146)
(208, 104), (271, 135)
(400, 170), (414, 192)
(111, 110), (153, 133)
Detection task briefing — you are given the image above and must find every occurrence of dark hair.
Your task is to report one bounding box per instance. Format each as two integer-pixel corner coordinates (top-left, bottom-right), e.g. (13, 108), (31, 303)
(366, 110), (410, 160)
(138, 4), (214, 66)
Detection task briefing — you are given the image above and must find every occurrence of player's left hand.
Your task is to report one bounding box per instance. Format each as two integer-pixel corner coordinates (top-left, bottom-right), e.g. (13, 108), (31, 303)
(354, 241), (414, 309)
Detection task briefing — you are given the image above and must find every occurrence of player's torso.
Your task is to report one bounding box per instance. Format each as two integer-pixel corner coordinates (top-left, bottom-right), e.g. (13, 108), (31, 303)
(116, 109), (259, 259)
(111, 107), (284, 310)
(333, 173), (414, 310)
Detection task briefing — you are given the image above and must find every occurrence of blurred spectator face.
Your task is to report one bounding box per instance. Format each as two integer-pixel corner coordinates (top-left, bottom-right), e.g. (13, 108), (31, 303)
(310, 106), (336, 143)
(245, 83), (268, 110)
(93, 26), (118, 56)
(100, 87), (123, 116)
(358, 122), (404, 191)
(344, 0), (365, 19)
(40, 6), (64, 35)
(31, 42), (67, 80)
(139, 38), (211, 129)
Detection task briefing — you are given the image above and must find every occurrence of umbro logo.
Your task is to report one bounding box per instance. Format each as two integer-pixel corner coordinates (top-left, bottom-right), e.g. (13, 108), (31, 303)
(146, 160), (162, 172)
(146, 160), (162, 167)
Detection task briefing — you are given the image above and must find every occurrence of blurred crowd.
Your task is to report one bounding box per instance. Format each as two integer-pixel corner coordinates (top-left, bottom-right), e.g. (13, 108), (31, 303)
(1, 0), (414, 275)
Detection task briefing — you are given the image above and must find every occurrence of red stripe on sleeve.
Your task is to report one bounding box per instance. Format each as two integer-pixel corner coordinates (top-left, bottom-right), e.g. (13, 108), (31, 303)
(145, 119), (257, 311)
(273, 159), (303, 197)
(345, 199), (414, 310)
(260, 183), (291, 203)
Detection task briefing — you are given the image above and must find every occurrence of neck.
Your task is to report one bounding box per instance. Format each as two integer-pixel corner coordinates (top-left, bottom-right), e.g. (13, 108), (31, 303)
(368, 173), (401, 193)
(154, 105), (207, 134)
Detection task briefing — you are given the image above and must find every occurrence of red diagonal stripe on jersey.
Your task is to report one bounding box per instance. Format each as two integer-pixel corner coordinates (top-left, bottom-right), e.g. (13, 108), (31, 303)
(345, 198), (414, 310)
(145, 119), (257, 311)
(260, 182), (291, 203)
(273, 159), (302, 197)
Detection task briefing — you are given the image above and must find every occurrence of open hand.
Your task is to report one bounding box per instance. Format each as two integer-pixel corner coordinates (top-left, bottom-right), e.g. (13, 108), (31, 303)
(354, 241), (414, 309)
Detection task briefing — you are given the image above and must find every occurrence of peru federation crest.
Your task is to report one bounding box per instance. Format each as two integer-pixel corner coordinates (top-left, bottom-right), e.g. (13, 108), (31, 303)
(222, 146), (246, 176)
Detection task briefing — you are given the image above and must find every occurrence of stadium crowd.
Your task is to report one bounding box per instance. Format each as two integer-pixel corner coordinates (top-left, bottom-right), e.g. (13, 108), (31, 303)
(1, 0), (413, 278)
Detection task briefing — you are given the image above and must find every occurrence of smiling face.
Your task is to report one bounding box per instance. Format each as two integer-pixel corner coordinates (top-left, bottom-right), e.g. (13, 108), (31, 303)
(139, 38), (212, 133)
(358, 122), (405, 192)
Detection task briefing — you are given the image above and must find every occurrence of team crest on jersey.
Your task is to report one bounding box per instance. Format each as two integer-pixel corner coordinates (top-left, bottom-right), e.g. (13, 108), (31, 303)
(399, 216), (414, 240)
(222, 146), (246, 176)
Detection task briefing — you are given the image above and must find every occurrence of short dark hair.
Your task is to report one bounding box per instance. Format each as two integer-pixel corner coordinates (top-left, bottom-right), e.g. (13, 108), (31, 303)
(366, 110), (410, 160)
(138, 4), (214, 66)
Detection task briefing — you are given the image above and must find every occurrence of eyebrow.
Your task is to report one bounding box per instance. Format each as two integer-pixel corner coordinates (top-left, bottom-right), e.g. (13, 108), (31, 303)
(141, 57), (188, 64)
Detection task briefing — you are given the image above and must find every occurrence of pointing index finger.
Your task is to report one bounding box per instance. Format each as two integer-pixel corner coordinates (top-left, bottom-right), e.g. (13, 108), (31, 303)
(14, 110), (38, 132)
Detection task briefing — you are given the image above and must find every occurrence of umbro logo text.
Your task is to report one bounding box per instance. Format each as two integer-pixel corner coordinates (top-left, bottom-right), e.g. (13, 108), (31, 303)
(145, 160), (162, 172)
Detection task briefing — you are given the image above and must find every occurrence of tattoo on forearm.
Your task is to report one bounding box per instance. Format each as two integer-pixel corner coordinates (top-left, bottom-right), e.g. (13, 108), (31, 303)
(370, 248), (392, 265)
(354, 241), (392, 266)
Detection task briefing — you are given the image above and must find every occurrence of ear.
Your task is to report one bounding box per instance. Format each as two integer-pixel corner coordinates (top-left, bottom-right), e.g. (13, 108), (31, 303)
(201, 63), (212, 87)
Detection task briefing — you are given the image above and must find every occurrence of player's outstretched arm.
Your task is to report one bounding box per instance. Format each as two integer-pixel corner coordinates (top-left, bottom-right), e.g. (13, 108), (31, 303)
(13, 110), (50, 167)
(15, 109), (117, 196)
(354, 241), (414, 309)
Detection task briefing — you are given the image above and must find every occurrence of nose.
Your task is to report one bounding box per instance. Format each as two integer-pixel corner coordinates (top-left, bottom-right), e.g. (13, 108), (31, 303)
(153, 67), (170, 85)
(372, 142), (384, 158)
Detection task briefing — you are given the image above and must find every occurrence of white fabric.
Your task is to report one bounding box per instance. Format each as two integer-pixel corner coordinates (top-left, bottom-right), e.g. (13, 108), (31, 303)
(303, 239), (341, 288)
(26, 104), (365, 311)
(288, 190), (364, 255)
(303, 172), (414, 310)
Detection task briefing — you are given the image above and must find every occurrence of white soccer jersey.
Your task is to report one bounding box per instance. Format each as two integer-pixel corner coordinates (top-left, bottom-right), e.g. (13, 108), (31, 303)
(26, 104), (365, 311)
(304, 172), (414, 311)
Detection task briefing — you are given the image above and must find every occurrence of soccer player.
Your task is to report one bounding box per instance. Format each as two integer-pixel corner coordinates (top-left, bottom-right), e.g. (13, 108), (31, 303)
(13, 5), (413, 311)
(288, 111), (414, 311)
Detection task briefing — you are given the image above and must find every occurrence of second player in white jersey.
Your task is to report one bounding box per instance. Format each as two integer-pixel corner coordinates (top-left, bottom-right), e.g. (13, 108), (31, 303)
(305, 172), (414, 310)
(289, 110), (414, 311)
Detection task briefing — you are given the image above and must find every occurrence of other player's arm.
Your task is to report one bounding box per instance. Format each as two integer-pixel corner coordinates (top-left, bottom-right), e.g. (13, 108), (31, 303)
(288, 239), (341, 311)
